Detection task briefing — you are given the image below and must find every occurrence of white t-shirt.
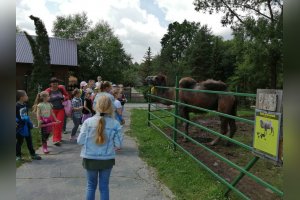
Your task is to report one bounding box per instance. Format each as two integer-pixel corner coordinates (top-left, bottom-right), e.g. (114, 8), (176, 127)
(114, 100), (122, 110)
(95, 81), (101, 88)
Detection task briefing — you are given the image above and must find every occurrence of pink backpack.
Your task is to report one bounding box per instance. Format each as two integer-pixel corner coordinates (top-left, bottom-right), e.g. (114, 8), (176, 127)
(62, 100), (72, 117)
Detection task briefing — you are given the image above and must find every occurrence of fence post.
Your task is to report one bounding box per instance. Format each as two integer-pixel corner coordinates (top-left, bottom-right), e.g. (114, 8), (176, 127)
(224, 156), (259, 197)
(173, 76), (179, 151)
(147, 86), (151, 127)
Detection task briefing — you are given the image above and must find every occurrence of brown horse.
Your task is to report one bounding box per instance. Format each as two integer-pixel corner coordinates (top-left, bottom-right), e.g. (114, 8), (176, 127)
(179, 77), (237, 145)
(147, 75), (175, 105)
(149, 75), (237, 145)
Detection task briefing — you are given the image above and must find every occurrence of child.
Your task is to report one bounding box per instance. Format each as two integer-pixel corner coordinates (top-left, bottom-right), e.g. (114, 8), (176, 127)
(16, 90), (41, 161)
(82, 88), (95, 123)
(77, 95), (123, 200)
(117, 84), (127, 111)
(32, 91), (60, 154)
(71, 89), (83, 141)
(93, 81), (115, 111)
(112, 89), (125, 125)
(91, 86), (99, 103)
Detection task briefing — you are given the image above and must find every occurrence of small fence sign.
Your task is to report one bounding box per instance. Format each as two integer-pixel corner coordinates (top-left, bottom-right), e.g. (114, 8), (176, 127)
(253, 89), (283, 165)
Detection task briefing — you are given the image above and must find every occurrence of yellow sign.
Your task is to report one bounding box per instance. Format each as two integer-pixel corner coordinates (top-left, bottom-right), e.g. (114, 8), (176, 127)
(253, 111), (281, 157)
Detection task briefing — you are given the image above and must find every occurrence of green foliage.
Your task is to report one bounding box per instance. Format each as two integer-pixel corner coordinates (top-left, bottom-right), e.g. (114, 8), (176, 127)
(161, 20), (201, 63)
(122, 63), (140, 86)
(52, 14), (131, 83)
(194, 0), (283, 89)
(139, 47), (153, 80)
(183, 25), (214, 80)
(24, 15), (51, 102)
(52, 12), (91, 40)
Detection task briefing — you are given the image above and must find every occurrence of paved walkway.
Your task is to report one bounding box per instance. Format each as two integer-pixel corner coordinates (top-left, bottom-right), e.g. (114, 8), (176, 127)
(16, 105), (174, 200)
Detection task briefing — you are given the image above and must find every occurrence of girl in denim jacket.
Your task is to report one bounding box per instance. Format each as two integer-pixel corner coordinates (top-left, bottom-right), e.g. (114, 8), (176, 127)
(77, 95), (123, 200)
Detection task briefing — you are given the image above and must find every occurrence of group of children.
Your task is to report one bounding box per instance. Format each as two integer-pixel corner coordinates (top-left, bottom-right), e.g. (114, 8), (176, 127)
(16, 80), (127, 161)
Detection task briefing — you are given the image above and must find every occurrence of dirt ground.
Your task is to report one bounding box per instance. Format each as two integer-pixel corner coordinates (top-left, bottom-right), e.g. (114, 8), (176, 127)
(163, 115), (283, 200)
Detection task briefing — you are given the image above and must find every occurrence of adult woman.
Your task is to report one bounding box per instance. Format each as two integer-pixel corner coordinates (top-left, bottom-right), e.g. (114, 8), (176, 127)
(77, 95), (123, 200)
(45, 77), (69, 146)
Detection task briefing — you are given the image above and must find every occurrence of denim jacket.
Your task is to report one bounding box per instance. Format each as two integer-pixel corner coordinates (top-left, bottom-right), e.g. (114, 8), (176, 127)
(77, 113), (123, 160)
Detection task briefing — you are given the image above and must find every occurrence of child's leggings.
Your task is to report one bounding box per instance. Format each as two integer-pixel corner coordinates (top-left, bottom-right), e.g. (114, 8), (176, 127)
(40, 116), (53, 144)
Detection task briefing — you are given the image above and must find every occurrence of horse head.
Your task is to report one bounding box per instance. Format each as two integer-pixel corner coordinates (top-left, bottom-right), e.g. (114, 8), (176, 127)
(144, 75), (167, 86)
(144, 76), (156, 85)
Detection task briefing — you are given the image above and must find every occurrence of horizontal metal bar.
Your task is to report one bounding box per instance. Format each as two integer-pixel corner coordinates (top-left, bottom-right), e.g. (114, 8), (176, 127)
(148, 120), (251, 200)
(149, 103), (253, 151)
(154, 86), (256, 97)
(148, 94), (254, 125)
(149, 112), (283, 197)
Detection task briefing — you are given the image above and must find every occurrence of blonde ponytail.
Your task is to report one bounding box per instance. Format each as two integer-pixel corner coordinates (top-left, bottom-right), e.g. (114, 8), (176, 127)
(32, 91), (49, 113)
(94, 95), (114, 145)
(95, 117), (105, 144)
(32, 93), (41, 113)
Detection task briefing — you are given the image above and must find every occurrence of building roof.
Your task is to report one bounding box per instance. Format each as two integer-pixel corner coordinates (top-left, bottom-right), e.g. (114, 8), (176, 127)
(16, 33), (78, 66)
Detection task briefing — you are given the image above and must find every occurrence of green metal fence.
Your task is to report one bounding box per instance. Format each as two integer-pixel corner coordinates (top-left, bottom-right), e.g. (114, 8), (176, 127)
(146, 77), (283, 200)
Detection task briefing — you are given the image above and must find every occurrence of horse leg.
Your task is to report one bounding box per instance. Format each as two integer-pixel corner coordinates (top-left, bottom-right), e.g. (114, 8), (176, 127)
(183, 111), (190, 142)
(179, 106), (189, 142)
(209, 117), (228, 146)
(226, 119), (237, 146)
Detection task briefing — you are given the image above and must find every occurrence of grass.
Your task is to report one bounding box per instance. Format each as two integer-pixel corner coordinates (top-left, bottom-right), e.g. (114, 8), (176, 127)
(128, 109), (238, 200)
(16, 111), (42, 168)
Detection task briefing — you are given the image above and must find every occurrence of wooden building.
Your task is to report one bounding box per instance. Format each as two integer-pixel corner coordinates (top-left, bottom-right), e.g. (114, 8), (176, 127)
(16, 33), (78, 90)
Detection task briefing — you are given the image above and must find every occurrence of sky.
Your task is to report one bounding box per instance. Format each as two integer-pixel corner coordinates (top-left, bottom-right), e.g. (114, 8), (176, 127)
(16, 0), (233, 64)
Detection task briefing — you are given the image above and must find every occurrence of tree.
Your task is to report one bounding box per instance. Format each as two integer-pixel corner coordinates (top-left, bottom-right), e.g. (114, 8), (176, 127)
(52, 12), (91, 40)
(52, 14), (131, 83)
(122, 63), (140, 86)
(161, 20), (201, 62)
(78, 21), (131, 82)
(209, 36), (236, 81)
(24, 15), (51, 98)
(139, 47), (153, 79)
(193, 0), (283, 89)
(183, 25), (214, 80)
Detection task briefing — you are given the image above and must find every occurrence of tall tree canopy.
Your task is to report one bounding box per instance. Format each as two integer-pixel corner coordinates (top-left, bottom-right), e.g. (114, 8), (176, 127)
(193, 0), (283, 89)
(139, 47), (153, 79)
(52, 14), (131, 83)
(52, 12), (91, 40)
(161, 20), (201, 62)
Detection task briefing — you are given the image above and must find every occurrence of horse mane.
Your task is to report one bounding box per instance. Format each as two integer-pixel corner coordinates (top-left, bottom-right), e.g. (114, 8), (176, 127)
(202, 79), (227, 91)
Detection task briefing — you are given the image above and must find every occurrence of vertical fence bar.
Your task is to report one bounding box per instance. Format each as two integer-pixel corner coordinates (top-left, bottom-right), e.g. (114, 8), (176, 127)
(173, 76), (179, 151)
(224, 156), (260, 197)
(147, 86), (151, 127)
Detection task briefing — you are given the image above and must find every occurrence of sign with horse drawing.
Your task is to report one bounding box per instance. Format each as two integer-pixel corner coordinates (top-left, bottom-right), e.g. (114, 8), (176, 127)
(253, 110), (281, 161)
